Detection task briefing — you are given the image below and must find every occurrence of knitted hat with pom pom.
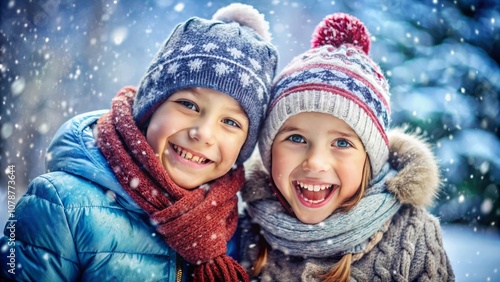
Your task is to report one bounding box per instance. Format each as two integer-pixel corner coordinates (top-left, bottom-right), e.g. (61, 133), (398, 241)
(259, 13), (390, 175)
(133, 3), (278, 164)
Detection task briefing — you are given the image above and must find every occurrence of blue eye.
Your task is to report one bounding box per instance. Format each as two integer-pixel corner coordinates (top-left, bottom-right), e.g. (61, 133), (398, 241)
(287, 134), (305, 143)
(177, 100), (198, 111)
(223, 118), (241, 128)
(335, 139), (351, 148)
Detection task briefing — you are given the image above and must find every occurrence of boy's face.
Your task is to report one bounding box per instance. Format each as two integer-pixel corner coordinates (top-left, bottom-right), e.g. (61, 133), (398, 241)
(147, 87), (249, 189)
(271, 112), (366, 224)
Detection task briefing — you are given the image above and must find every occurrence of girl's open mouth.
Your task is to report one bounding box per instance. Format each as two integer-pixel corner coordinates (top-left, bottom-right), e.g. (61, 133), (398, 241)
(294, 180), (338, 206)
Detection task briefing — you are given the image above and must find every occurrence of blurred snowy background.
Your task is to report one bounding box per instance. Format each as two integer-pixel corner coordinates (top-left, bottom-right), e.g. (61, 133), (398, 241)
(1, 0), (499, 280)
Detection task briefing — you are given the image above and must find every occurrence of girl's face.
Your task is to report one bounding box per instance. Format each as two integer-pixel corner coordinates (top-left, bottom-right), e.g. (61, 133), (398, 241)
(271, 112), (367, 224)
(147, 87), (249, 189)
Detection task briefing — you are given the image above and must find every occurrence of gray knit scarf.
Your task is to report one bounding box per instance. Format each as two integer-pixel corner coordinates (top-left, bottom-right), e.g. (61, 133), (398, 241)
(247, 163), (401, 258)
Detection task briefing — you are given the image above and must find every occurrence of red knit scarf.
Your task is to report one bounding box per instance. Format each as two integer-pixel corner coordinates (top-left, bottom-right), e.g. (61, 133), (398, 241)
(97, 87), (249, 282)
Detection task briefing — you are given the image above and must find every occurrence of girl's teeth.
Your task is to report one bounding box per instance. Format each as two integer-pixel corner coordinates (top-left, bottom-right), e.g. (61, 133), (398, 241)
(297, 181), (332, 191)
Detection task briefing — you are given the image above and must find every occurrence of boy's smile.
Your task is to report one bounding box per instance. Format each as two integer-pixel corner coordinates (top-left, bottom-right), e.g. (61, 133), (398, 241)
(271, 112), (366, 224)
(171, 143), (211, 165)
(146, 87), (249, 189)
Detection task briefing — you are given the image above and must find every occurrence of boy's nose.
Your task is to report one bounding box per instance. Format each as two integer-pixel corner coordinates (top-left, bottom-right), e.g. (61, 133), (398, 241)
(188, 120), (215, 146)
(301, 148), (331, 173)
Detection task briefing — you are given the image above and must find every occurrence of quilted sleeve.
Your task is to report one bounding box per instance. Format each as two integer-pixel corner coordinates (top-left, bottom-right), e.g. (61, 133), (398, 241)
(0, 175), (80, 281)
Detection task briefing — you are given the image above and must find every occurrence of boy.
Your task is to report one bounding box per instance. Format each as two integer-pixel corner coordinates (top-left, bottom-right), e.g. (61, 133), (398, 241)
(0, 3), (277, 281)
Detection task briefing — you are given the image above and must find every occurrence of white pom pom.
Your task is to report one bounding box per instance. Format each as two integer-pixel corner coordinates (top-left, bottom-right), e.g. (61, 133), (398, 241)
(212, 3), (271, 42)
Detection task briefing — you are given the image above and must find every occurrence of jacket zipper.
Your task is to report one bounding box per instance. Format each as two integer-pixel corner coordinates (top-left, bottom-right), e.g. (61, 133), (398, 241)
(176, 254), (183, 282)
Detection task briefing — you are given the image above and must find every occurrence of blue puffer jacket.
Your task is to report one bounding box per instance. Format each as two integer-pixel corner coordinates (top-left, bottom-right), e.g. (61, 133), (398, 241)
(0, 111), (239, 281)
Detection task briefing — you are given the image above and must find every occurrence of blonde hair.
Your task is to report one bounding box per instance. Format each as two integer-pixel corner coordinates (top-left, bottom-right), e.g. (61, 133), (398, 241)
(253, 156), (372, 279)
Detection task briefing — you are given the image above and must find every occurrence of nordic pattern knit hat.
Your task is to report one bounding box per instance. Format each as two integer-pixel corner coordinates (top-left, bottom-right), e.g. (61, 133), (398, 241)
(259, 13), (391, 175)
(133, 3), (278, 164)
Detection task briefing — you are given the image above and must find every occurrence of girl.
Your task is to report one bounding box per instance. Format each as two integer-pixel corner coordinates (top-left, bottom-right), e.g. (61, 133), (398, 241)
(240, 13), (454, 281)
(1, 3), (277, 282)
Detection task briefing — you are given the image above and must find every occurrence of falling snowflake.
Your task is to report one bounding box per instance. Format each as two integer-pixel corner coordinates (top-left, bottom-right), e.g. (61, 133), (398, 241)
(11, 77), (26, 96)
(1, 122), (13, 139)
(105, 190), (116, 202)
(174, 3), (184, 12)
(280, 247), (290, 255)
(481, 198), (493, 214)
(111, 26), (128, 45)
(130, 177), (140, 189)
(189, 128), (198, 138)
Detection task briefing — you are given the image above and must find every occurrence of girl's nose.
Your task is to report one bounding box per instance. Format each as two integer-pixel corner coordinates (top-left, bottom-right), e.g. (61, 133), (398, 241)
(301, 147), (331, 173)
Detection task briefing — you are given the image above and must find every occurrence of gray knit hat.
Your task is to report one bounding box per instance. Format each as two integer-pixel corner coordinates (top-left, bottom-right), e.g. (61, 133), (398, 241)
(259, 13), (390, 175)
(133, 3), (278, 164)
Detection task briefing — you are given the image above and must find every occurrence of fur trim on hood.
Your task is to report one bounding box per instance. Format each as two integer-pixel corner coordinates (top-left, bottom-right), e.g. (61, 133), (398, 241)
(386, 128), (440, 207)
(242, 129), (441, 208)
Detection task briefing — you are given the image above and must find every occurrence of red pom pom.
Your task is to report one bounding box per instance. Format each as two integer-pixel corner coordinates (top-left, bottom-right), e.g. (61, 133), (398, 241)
(311, 13), (370, 55)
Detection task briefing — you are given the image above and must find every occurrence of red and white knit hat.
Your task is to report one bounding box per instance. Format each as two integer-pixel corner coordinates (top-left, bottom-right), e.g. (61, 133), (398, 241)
(259, 13), (391, 175)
